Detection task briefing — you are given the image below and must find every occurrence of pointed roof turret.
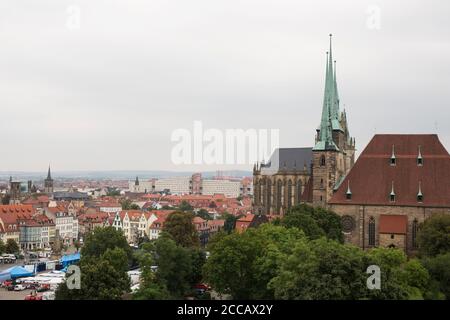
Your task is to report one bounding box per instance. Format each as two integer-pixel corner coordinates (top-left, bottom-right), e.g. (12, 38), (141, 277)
(135, 176), (139, 186)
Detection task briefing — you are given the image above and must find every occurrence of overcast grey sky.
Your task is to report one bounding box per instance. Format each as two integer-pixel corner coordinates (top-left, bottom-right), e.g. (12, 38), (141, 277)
(0, 0), (449, 172)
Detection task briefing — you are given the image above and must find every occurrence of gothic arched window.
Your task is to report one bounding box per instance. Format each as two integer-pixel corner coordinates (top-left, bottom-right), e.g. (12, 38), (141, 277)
(277, 180), (283, 213)
(267, 180), (272, 211)
(369, 217), (376, 246)
(296, 180), (302, 204)
(412, 219), (419, 249)
(287, 180), (292, 209)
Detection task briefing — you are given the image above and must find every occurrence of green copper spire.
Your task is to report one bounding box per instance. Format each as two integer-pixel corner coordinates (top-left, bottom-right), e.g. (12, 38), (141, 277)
(333, 60), (340, 119)
(314, 34), (339, 151)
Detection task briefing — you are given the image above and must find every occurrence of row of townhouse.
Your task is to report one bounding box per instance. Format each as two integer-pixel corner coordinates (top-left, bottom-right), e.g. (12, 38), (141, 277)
(108, 210), (174, 244)
(0, 205), (56, 250)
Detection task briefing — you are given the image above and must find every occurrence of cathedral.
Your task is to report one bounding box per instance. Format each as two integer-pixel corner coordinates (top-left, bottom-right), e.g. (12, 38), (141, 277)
(253, 35), (355, 214)
(253, 35), (450, 254)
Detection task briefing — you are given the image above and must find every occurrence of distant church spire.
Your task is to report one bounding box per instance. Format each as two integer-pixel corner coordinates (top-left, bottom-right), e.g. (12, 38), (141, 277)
(47, 165), (52, 180)
(44, 164), (54, 193)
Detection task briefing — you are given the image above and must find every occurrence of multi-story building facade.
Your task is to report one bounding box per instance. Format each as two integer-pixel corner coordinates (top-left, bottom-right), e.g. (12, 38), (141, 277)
(45, 206), (78, 245)
(201, 179), (241, 198)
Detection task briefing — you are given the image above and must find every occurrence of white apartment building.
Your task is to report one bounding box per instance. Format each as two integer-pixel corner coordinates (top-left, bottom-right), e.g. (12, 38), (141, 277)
(201, 179), (241, 198)
(154, 177), (192, 194)
(99, 204), (122, 213)
(129, 177), (192, 194)
(54, 212), (78, 245)
(111, 211), (158, 244)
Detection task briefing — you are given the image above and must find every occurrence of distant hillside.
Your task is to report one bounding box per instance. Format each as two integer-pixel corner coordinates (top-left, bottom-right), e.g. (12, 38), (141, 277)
(0, 170), (253, 181)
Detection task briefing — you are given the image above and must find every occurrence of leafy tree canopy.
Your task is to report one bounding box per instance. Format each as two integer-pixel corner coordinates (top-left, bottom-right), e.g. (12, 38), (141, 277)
(163, 211), (199, 248)
(418, 214), (450, 257)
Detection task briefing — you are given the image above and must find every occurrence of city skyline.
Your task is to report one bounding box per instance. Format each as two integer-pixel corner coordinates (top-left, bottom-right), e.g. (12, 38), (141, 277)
(1, 0), (449, 171)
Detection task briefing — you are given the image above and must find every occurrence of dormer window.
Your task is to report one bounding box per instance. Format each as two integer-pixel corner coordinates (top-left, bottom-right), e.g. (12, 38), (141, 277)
(417, 181), (423, 203)
(390, 181), (396, 202)
(417, 145), (423, 166)
(390, 145), (396, 166)
(345, 181), (352, 200)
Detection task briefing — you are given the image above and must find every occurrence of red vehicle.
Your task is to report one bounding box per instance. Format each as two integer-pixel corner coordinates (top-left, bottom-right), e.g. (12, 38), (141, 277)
(2, 280), (13, 288)
(24, 291), (43, 301)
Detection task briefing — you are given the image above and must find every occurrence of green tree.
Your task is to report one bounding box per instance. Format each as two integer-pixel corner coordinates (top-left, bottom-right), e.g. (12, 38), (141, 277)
(422, 252), (450, 299)
(121, 199), (140, 210)
(133, 251), (171, 300)
(281, 212), (325, 240)
(152, 233), (196, 298)
(162, 212), (199, 248)
(203, 224), (304, 299)
(269, 238), (367, 299)
(417, 214), (450, 257)
(196, 209), (211, 220)
(222, 212), (241, 234)
(179, 200), (193, 212)
(81, 227), (132, 261)
(0, 239), (5, 254)
(5, 239), (19, 254)
(365, 247), (421, 300)
(203, 230), (261, 299)
(282, 204), (344, 242)
(55, 248), (131, 300)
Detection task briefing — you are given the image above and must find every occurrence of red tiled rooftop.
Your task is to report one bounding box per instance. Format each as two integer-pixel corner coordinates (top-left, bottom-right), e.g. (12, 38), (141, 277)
(329, 134), (450, 207)
(379, 215), (408, 234)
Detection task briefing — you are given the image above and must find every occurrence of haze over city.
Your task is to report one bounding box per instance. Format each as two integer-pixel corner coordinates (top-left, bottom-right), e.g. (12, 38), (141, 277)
(1, 0), (449, 172)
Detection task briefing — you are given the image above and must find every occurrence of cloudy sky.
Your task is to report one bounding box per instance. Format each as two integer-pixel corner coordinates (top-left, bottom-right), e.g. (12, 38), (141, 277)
(0, 0), (449, 172)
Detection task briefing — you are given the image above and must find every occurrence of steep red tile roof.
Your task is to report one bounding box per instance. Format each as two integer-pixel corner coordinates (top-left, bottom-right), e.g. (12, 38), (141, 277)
(329, 134), (450, 207)
(379, 215), (408, 234)
(0, 205), (35, 215)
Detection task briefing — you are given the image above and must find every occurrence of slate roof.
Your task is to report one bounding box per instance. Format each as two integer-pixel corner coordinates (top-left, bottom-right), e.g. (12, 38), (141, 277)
(260, 148), (313, 174)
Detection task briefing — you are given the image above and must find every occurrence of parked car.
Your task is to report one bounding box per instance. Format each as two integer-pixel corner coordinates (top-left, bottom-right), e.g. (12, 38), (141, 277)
(1, 280), (13, 288)
(26, 283), (38, 290)
(14, 284), (26, 291)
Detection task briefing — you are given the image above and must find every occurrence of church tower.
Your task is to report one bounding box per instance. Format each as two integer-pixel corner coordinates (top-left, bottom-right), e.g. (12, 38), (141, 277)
(312, 35), (355, 207)
(44, 165), (54, 193)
